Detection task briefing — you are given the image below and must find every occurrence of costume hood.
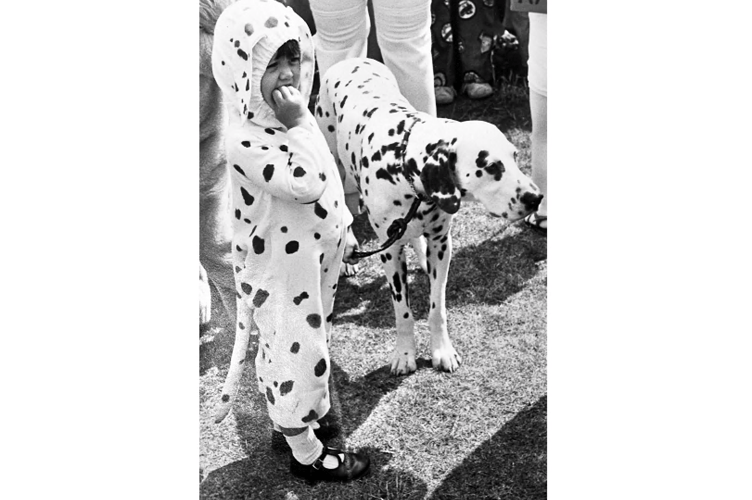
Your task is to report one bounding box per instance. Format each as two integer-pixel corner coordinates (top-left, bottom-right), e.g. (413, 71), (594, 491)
(211, 0), (315, 129)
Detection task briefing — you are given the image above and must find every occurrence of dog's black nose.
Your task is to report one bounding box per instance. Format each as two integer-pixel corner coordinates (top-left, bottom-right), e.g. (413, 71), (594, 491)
(521, 192), (543, 212)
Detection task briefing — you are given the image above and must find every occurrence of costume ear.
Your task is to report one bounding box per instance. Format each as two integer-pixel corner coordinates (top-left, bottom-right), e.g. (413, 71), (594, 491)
(211, 11), (264, 119)
(419, 143), (461, 214)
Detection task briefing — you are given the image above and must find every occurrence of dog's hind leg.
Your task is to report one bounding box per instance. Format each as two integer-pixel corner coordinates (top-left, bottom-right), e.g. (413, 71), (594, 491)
(315, 88), (361, 277)
(410, 237), (428, 274)
(425, 229), (462, 372)
(382, 244), (418, 375)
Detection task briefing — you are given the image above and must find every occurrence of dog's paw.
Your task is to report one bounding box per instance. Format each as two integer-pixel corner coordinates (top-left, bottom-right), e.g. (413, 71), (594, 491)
(342, 226), (361, 268)
(390, 348), (417, 376)
(199, 263), (212, 325)
(432, 345), (462, 373)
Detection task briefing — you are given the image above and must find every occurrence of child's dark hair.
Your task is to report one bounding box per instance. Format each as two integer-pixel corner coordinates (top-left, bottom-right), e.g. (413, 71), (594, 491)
(276, 39), (300, 60)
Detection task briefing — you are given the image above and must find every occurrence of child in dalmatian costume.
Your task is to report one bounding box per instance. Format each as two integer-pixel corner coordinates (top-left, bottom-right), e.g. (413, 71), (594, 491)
(211, 0), (369, 482)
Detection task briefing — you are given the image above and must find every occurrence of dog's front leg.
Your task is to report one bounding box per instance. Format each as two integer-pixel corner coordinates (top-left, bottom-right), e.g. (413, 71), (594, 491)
(382, 244), (417, 375)
(425, 230), (462, 372)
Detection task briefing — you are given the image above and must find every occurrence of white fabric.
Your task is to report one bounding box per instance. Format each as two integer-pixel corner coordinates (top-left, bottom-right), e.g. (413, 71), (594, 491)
(285, 426), (324, 465)
(211, 0), (351, 429)
(310, 0), (436, 116)
(527, 12), (547, 97)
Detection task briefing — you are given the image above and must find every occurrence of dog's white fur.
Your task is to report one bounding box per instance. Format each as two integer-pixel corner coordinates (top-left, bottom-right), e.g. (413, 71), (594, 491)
(316, 58), (542, 374)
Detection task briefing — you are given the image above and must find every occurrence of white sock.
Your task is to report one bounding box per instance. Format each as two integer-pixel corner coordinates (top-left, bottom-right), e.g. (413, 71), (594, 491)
(285, 426), (324, 466)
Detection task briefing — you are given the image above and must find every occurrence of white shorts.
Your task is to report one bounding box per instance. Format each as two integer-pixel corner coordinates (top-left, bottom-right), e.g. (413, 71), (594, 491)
(528, 13), (547, 97)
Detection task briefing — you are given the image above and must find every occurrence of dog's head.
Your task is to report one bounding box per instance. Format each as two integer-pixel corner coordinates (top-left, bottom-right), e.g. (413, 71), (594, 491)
(420, 121), (542, 221)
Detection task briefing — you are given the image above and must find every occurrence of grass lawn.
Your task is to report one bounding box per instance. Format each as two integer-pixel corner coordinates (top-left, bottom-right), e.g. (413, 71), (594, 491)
(199, 76), (547, 500)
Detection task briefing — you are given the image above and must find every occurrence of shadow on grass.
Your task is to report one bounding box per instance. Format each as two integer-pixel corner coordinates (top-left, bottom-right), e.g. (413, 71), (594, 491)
(200, 447), (428, 500)
(429, 395), (547, 500)
(335, 222), (546, 329)
(200, 358), (429, 499)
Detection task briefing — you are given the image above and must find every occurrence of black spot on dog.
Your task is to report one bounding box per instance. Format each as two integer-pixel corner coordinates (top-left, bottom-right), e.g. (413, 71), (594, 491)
(375, 167), (396, 184)
(264, 128), (276, 135)
(290, 342), (300, 353)
(221, 394), (230, 402)
(241, 282), (252, 295)
(484, 161), (505, 181)
(302, 409), (319, 423)
(235, 209), (241, 220)
(279, 380), (294, 396)
(266, 387), (275, 405)
(234, 164), (246, 176)
(237, 49), (248, 60)
(476, 150), (489, 168)
(293, 167), (306, 177)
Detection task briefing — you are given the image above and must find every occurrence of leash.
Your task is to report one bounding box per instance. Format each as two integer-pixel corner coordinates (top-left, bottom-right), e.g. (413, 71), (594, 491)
(350, 116), (426, 260)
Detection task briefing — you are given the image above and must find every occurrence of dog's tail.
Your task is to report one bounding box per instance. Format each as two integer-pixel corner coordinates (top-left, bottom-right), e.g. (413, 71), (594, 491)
(214, 322), (252, 423)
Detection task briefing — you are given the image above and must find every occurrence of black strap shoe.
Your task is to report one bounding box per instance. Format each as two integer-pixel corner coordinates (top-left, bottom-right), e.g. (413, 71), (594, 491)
(290, 447), (370, 483)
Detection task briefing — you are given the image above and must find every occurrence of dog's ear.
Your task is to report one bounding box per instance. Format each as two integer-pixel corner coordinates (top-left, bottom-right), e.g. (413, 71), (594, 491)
(420, 142), (461, 214)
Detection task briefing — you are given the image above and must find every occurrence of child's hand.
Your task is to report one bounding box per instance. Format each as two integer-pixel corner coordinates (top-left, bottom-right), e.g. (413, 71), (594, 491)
(271, 86), (306, 129)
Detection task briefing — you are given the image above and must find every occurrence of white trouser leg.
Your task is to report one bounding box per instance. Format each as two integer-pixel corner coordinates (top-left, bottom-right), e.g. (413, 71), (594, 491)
(372, 0), (436, 116)
(309, 0), (369, 82)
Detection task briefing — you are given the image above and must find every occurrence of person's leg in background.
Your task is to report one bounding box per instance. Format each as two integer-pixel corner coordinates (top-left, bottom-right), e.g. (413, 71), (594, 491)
(373, 0), (437, 116)
(309, 0), (370, 84)
(502, 0), (529, 75)
(455, 0), (497, 99)
(431, 0), (457, 105)
(526, 11), (547, 230)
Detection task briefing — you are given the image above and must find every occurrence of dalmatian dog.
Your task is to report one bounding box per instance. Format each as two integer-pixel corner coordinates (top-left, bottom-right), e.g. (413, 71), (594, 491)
(316, 58), (542, 375)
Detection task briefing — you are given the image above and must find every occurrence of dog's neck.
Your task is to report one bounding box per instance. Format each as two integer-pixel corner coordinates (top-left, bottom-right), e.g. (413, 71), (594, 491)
(402, 116), (458, 196)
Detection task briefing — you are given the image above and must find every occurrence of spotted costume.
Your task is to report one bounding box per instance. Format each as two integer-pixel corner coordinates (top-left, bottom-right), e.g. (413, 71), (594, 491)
(211, 0), (351, 428)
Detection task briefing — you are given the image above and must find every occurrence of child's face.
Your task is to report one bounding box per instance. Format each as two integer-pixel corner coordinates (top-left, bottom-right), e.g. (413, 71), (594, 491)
(261, 51), (301, 108)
